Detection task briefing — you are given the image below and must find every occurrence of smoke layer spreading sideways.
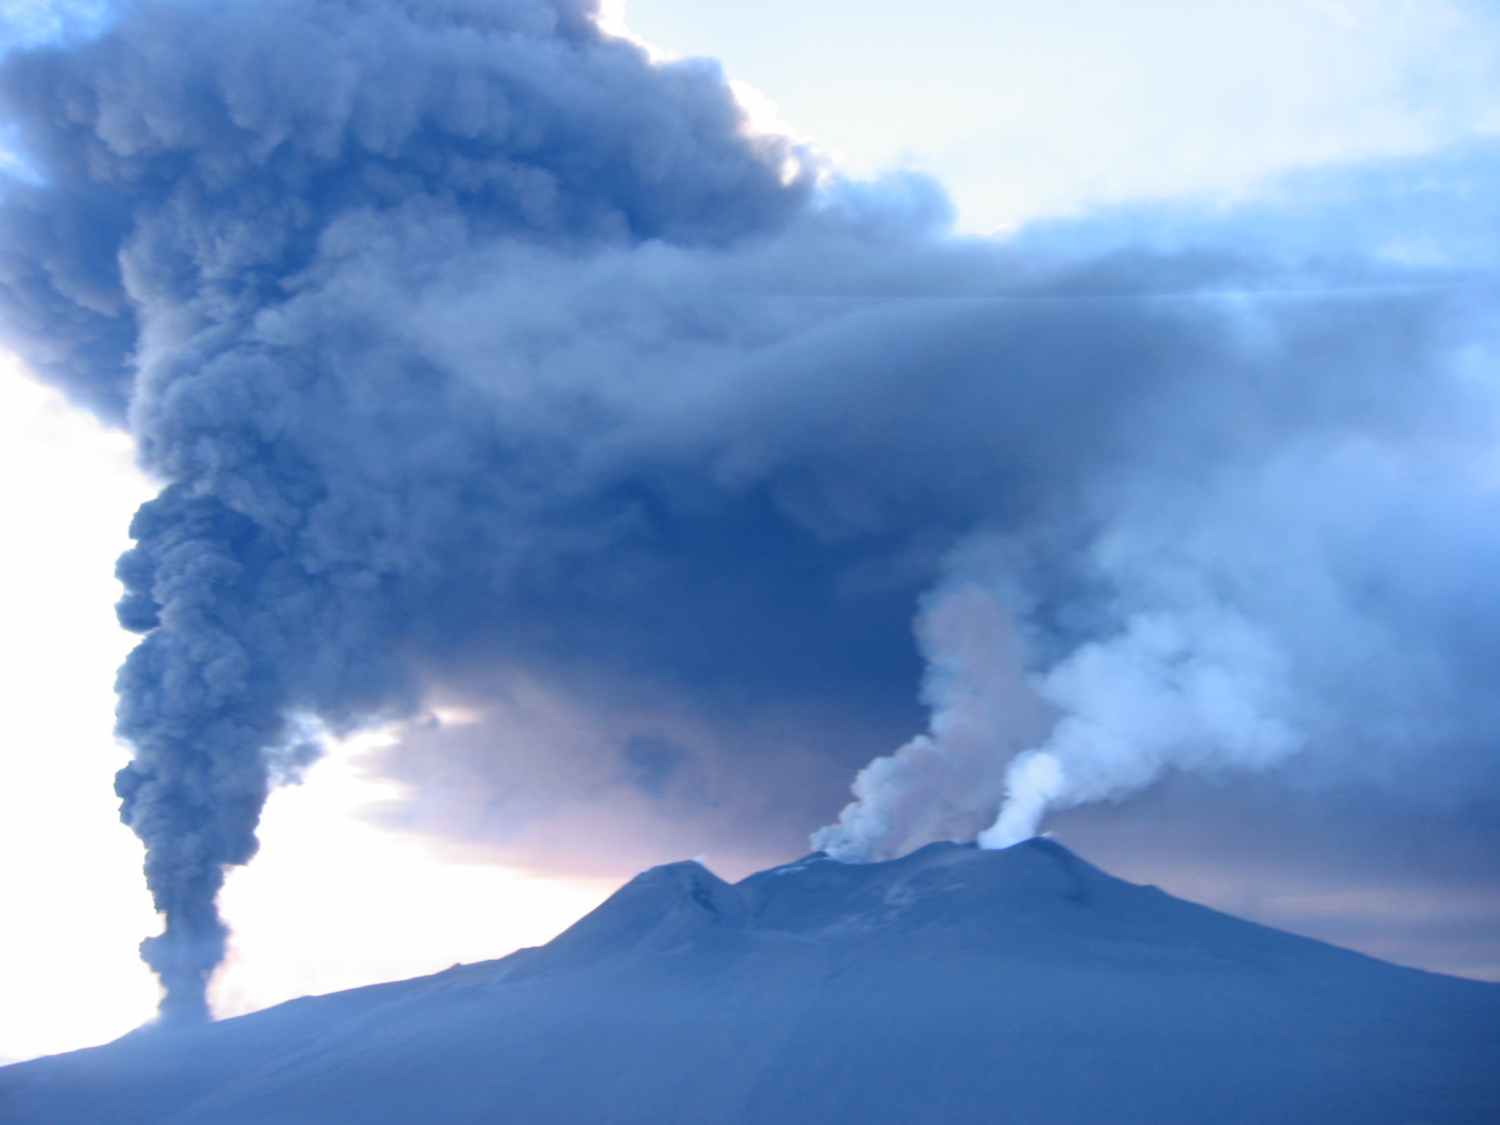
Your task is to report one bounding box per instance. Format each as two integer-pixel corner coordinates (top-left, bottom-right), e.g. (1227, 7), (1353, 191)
(2, 0), (1500, 1019)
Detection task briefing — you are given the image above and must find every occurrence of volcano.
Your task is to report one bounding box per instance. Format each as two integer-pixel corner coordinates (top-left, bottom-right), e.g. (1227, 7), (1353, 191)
(3, 839), (1497, 1123)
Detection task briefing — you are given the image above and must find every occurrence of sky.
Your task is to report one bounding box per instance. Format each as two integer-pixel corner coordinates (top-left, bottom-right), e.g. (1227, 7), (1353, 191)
(2, 0), (1500, 1062)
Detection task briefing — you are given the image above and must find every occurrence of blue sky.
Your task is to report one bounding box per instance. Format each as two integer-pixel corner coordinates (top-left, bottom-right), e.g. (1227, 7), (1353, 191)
(2, 0), (1499, 1061)
(620, 0), (1500, 229)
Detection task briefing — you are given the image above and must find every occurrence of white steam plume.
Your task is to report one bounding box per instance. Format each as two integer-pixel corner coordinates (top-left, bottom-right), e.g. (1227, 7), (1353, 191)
(818, 532), (1310, 858)
(977, 598), (1303, 845)
(977, 751), (1065, 849)
(811, 583), (1051, 861)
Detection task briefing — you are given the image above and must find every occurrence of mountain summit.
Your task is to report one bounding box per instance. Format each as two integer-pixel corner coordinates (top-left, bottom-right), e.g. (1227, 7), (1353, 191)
(4, 840), (1498, 1124)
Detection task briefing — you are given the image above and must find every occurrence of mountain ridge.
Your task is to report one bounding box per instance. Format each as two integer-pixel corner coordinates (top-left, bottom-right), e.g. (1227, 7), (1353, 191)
(4, 839), (1498, 1124)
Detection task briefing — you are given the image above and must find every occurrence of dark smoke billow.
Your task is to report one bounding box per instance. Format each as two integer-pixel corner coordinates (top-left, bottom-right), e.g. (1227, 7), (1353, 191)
(111, 484), (403, 1020)
(113, 488), (278, 1022)
(0, 0), (809, 1020)
(4, 0), (1500, 1021)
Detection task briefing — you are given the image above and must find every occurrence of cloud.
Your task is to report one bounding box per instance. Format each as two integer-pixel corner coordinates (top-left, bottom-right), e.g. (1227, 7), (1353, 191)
(358, 662), (883, 880)
(0, 0), (813, 1018)
(2, 0), (1500, 1013)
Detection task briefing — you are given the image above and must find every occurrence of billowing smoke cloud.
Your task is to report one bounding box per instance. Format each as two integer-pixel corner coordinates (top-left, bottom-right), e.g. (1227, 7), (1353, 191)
(816, 292), (1500, 858)
(810, 584), (1052, 858)
(0, 0), (814, 1020)
(3, 0), (1499, 1019)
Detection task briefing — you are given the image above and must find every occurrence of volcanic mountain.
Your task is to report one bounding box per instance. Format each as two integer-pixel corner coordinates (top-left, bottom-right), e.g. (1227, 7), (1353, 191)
(4, 839), (1497, 1124)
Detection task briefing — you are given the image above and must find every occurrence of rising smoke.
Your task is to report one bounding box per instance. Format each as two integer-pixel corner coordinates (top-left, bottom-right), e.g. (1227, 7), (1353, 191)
(2, 0), (1499, 1019)
(0, 0), (811, 1020)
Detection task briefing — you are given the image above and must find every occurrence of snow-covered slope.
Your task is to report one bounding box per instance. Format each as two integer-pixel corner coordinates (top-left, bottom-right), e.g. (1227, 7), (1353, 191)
(4, 839), (1498, 1124)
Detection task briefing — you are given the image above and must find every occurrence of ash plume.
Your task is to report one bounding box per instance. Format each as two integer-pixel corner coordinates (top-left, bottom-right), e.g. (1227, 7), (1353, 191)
(3, 0), (1500, 1020)
(0, 0), (808, 1020)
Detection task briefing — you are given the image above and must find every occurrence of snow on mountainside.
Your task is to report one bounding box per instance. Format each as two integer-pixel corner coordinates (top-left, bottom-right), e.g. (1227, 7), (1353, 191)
(3, 839), (1498, 1124)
